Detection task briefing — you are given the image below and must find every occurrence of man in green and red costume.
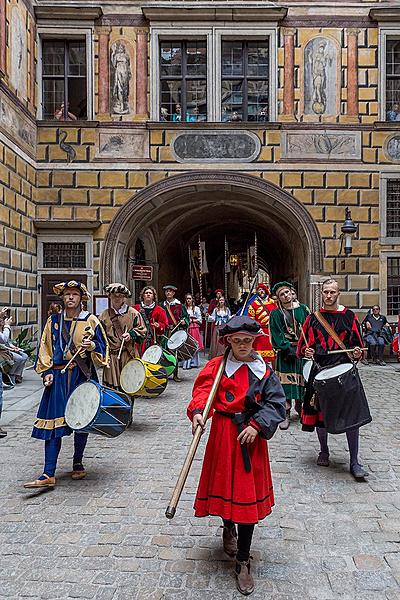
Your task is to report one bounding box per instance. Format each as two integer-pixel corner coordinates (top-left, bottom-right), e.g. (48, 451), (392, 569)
(269, 281), (310, 430)
(160, 284), (189, 382)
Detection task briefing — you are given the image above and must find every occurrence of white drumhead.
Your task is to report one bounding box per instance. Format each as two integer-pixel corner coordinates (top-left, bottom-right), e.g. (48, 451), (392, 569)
(167, 330), (187, 350)
(303, 360), (312, 382)
(65, 381), (100, 429)
(314, 363), (353, 381)
(142, 345), (163, 363)
(120, 359), (146, 394)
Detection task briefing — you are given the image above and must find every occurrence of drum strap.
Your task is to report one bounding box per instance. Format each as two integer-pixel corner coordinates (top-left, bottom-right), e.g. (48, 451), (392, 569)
(139, 307), (156, 344)
(314, 311), (347, 351)
(108, 309), (135, 359)
(165, 303), (178, 328)
(60, 317), (91, 380)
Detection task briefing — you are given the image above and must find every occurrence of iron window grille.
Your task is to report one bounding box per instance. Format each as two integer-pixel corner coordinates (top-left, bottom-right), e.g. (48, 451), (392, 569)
(42, 39), (87, 120)
(159, 40), (207, 123)
(221, 40), (269, 123)
(386, 39), (400, 121)
(386, 180), (400, 237)
(388, 257), (400, 316)
(43, 243), (86, 269)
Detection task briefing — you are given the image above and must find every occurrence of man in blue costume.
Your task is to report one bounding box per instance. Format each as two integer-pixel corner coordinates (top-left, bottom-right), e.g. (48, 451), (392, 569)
(24, 281), (109, 489)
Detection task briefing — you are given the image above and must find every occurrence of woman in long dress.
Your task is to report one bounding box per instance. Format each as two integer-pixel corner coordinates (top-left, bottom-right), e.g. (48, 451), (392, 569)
(182, 293), (203, 369)
(209, 297), (231, 359)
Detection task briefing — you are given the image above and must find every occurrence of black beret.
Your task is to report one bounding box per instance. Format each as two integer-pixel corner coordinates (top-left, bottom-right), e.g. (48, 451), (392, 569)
(219, 315), (262, 338)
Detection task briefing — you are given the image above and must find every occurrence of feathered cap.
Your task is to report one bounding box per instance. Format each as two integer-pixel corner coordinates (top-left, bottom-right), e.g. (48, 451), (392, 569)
(53, 280), (90, 301)
(271, 281), (294, 296)
(219, 315), (263, 340)
(215, 288), (224, 294)
(256, 283), (270, 295)
(104, 283), (131, 297)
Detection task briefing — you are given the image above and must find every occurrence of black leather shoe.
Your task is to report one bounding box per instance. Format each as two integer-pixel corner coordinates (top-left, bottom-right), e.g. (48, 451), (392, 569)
(0, 427), (7, 438)
(350, 463), (369, 479)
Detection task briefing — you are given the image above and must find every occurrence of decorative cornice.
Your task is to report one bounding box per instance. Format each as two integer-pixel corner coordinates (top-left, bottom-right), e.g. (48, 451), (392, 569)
(34, 219), (101, 231)
(35, 5), (103, 21)
(96, 14), (148, 27)
(370, 8), (400, 23)
(282, 16), (377, 28)
(101, 171), (323, 285)
(142, 4), (287, 22)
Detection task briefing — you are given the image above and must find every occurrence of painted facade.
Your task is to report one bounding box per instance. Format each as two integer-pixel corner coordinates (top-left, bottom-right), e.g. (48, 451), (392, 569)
(0, 0), (400, 332)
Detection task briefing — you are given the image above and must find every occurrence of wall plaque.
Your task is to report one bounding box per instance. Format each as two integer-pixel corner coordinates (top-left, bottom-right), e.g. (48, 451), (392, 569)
(172, 131), (261, 163)
(385, 135), (400, 162)
(132, 265), (153, 280)
(282, 130), (361, 161)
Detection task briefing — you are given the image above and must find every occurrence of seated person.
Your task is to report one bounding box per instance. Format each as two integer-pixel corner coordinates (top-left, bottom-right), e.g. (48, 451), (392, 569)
(362, 305), (388, 366)
(0, 314), (28, 384)
(160, 106), (169, 121)
(387, 104), (399, 122)
(172, 103), (182, 122)
(54, 103), (77, 121)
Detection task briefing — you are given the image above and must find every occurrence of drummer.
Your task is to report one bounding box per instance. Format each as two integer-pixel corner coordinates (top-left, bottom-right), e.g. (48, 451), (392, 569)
(134, 285), (168, 355)
(297, 278), (368, 480)
(160, 284), (189, 382)
(24, 281), (109, 489)
(100, 283), (146, 390)
(269, 282), (310, 430)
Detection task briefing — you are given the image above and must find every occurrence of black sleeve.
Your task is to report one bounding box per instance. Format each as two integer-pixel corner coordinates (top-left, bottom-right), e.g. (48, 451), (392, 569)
(252, 372), (287, 440)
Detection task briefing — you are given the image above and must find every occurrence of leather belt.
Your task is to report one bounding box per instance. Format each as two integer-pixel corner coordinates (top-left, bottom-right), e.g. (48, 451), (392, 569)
(215, 410), (252, 472)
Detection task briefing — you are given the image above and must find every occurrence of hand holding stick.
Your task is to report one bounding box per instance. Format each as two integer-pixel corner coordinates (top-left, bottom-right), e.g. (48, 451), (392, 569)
(117, 327), (128, 360)
(61, 326), (93, 374)
(328, 347), (368, 355)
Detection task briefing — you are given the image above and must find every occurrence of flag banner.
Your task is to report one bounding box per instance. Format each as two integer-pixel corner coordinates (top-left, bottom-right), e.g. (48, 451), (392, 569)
(200, 241), (209, 275)
(249, 245), (256, 277)
(225, 237), (230, 274)
(191, 248), (200, 284)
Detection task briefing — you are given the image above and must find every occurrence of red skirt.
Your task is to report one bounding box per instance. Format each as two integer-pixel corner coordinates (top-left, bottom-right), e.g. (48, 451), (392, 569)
(189, 323), (204, 351)
(194, 412), (274, 524)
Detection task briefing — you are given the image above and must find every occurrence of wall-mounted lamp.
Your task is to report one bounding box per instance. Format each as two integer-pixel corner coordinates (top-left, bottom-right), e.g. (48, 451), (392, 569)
(340, 208), (357, 256)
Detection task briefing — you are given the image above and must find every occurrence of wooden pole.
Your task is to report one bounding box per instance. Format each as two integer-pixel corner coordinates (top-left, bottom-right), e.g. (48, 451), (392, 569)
(165, 348), (229, 519)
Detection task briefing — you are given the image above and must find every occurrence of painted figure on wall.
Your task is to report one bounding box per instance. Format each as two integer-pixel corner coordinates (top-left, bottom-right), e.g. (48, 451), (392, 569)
(111, 41), (132, 115)
(304, 37), (337, 116)
(10, 6), (27, 99)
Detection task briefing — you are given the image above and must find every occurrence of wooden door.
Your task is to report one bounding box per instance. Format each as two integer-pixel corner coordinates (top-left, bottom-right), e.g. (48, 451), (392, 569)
(41, 274), (87, 328)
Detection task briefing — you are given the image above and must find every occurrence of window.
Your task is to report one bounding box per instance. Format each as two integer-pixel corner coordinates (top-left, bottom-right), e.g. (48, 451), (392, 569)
(386, 39), (400, 121)
(221, 40), (269, 122)
(388, 257), (400, 315)
(43, 243), (86, 269)
(42, 39), (87, 120)
(160, 40), (207, 122)
(386, 179), (400, 237)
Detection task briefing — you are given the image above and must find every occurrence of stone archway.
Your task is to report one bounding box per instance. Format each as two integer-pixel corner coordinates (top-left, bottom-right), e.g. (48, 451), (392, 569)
(101, 171), (324, 303)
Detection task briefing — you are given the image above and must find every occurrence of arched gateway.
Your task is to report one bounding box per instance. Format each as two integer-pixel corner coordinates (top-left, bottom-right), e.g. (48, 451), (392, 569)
(101, 172), (324, 304)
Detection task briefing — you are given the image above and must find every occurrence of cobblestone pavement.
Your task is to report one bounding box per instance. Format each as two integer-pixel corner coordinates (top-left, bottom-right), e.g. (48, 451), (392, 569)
(0, 362), (399, 600)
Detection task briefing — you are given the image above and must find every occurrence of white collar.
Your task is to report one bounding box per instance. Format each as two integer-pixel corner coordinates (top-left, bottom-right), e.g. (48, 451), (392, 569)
(142, 301), (155, 309)
(225, 349), (266, 380)
(64, 309), (89, 320)
(112, 303), (128, 315)
(166, 298), (181, 306)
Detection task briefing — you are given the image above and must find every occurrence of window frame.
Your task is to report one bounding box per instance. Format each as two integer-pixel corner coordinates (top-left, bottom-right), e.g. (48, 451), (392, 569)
(379, 249), (400, 320)
(150, 24), (277, 122)
(37, 26), (94, 121)
(379, 28), (400, 122)
(380, 173), (400, 244)
(159, 39), (208, 123)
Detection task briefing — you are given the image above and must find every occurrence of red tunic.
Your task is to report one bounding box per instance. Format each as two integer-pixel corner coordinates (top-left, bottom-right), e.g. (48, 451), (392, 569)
(247, 298), (277, 363)
(187, 356), (280, 524)
(134, 304), (168, 354)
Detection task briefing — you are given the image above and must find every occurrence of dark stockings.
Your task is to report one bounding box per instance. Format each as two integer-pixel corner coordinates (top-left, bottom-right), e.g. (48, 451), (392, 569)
(316, 427), (360, 467)
(43, 432), (89, 477)
(223, 519), (255, 562)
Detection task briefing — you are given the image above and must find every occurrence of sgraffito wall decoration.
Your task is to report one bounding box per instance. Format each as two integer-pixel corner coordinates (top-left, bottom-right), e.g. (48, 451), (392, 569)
(10, 4), (27, 100)
(303, 37), (339, 117)
(110, 39), (134, 116)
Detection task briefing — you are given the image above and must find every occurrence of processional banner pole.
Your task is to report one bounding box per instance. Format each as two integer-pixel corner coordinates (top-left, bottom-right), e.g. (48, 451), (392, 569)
(198, 234), (203, 302)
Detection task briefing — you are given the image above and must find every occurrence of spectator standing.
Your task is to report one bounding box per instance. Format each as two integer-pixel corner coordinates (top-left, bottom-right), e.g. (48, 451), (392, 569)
(0, 315), (28, 384)
(0, 373), (5, 437)
(362, 305), (388, 366)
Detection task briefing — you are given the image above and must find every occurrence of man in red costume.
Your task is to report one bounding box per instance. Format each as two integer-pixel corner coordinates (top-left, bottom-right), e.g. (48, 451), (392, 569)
(187, 315), (286, 596)
(207, 288), (225, 315)
(134, 286), (168, 355)
(246, 283), (277, 364)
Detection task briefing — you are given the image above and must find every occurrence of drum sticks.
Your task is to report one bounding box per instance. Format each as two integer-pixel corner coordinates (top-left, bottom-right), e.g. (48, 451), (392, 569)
(61, 326), (93, 374)
(328, 347), (368, 355)
(117, 327), (128, 360)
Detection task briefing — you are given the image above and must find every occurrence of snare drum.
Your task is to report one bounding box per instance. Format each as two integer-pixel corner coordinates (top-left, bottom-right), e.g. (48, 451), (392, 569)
(142, 344), (177, 378)
(302, 359), (313, 383)
(65, 380), (132, 437)
(314, 363), (372, 434)
(120, 358), (168, 397)
(167, 330), (199, 361)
